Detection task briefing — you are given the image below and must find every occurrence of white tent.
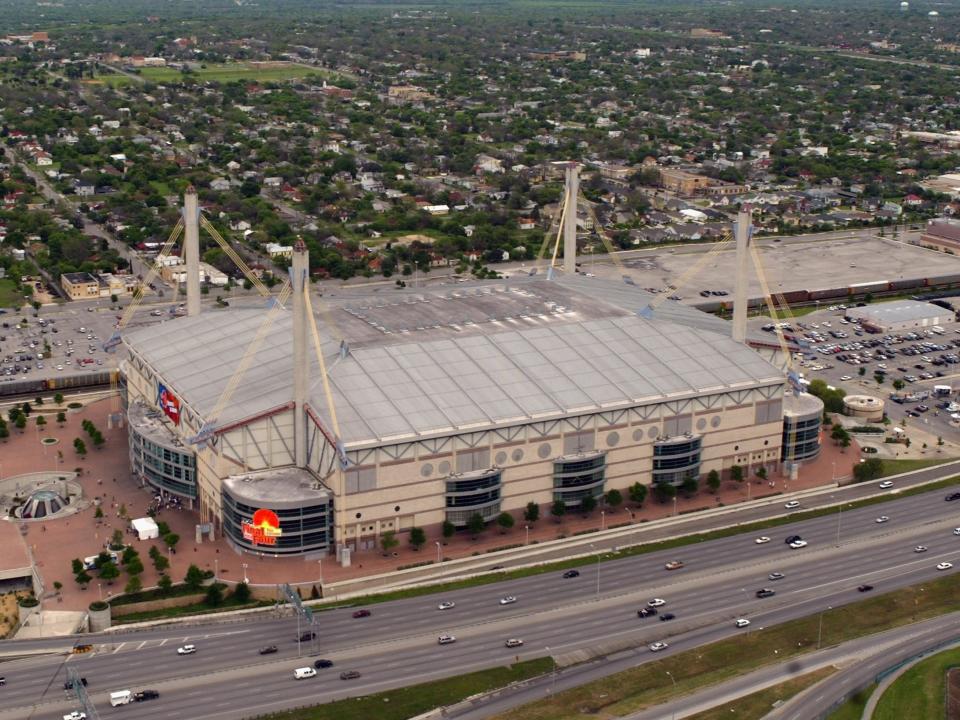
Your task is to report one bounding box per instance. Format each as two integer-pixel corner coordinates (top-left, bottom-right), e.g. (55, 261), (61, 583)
(131, 517), (160, 541)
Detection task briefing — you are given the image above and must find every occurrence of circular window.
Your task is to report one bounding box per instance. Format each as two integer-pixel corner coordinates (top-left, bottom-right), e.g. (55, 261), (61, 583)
(632, 429), (643, 442)
(537, 443), (552, 459)
(696, 418), (707, 431)
(764, 440), (769, 446)
(438, 460), (451, 475)
(734, 445), (739, 451)
(647, 426), (659, 439)
(711, 416), (721, 428)
(511, 448), (524, 462)
(495, 451), (507, 466)
(420, 463), (433, 478)
(606, 432), (620, 447)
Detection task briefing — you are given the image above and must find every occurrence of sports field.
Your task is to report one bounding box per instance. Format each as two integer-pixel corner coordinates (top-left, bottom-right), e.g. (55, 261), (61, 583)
(91, 61), (334, 87)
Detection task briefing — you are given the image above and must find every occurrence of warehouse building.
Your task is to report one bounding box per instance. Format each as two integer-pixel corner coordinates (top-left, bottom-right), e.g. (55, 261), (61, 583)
(844, 300), (950, 332)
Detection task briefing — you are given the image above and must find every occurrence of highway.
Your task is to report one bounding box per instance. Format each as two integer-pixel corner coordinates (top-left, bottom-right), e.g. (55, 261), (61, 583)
(3, 481), (960, 719)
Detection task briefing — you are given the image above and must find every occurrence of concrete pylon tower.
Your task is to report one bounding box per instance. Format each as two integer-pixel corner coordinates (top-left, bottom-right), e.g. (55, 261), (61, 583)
(291, 238), (309, 467)
(732, 206), (751, 343)
(563, 162), (579, 275)
(183, 187), (201, 318)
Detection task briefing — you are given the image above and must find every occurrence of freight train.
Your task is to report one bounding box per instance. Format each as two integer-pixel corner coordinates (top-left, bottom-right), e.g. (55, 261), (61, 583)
(695, 272), (960, 312)
(0, 369), (117, 399)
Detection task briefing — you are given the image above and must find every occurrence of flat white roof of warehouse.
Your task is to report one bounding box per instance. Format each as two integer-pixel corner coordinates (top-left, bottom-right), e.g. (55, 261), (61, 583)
(123, 275), (784, 449)
(845, 299), (947, 324)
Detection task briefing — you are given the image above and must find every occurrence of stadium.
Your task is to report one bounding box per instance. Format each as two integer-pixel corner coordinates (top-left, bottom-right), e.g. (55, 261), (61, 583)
(121, 188), (812, 563)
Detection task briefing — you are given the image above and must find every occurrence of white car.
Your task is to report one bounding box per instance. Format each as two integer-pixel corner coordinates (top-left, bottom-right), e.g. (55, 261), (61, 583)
(840, 375), (852, 381)
(437, 601), (456, 610)
(789, 540), (808, 549)
(499, 596), (517, 606)
(647, 598), (666, 608)
(63, 713), (87, 720)
(953, 528), (960, 536)
(914, 546), (928, 553)
(438, 634), (457, 645)
(879, 481), (894, 489)
(177, 644), (196, 655)
(784, 501), (801, 510)
(735, 618), (751, 628)
(875, 516), (890, 524)
(648, 641), (669, 652)
(755, 536), (771, 544)
(937, 562), (954, 571)
(505, 638), (524, 648)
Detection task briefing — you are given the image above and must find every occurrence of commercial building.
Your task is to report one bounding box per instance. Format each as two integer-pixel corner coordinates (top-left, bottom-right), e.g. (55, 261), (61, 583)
(843, 395), (885, 423)
(845, 300), (950, 332)
(919, 218), (960, 252)
(781, 393), (824, 464)
(60, 272), (100, 300)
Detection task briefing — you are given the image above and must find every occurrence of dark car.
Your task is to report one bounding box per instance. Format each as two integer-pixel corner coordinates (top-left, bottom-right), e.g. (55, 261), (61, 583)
(63, 677), (88, 690)
(314, 659), (334, 669)
(947, 493), (960, 502)
(637, 607), (658, 618)
(134, 690), (160, 702)
(352, 609), (371, 619)
(340, 670), (361, 680)
(659, 612), (676, 621)
(857, 584), (874, 592)
(259, 646), (278, 655)
(299, 632), (316, 642)
(756, 589), (776, 598)
(785, 535), (802, 545)
(562, 569), (580, 579)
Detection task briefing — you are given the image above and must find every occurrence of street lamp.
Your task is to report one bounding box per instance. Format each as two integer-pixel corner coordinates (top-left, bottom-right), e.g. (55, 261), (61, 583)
(817, 606), (831, 649)
(318, 557), (323, 586)
(666, 671), (677, 720)
(831, 461), (836, 482)
(435, 541), (441, 565)
(242, 562), (249, 584)
(97, 583), (102, 602)
(600, 510), (605, 531)
(672, 494), (678, 516)
(545, 646), (556, 692)
(524, 524), (530, 545)
(214, 558), (218, 582)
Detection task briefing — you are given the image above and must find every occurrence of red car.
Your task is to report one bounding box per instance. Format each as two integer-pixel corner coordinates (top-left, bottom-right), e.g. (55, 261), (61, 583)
(352, 609), (371, 619)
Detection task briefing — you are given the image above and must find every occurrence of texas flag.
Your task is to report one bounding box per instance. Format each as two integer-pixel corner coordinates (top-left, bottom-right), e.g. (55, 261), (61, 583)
(157, 383), (181, 425)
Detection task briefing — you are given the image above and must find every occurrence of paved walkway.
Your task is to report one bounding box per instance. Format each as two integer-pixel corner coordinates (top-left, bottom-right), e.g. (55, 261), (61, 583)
(0, 396), (864, 611)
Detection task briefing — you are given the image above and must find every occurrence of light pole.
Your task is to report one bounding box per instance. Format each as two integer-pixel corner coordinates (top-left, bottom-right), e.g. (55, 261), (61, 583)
(435, 541), (441, 565)
(545, 646), (556, 692)
(666, 670), (677, 720)
(214, 558), (218, 582)
(589, 544), (600, 599)
(672, 495), (678, 517)
(831, 461), (836, 482)
(836, 504), (842, 547)
(242, 562), (249, 584)
(524, 524), (530, 545)
(600, 510), (605, 531)
(97, 583), (102, 602)
(318, 557), (323, 586)
(817, 606), (831, 649)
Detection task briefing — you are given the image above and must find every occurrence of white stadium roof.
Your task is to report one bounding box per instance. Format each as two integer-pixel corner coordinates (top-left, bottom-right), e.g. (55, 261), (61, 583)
(124, 276), (784, 448)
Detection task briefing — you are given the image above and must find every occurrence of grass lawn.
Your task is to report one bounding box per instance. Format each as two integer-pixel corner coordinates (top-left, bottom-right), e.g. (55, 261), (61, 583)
(113, 598), (271, 624)
(872, 647), (960, 720)
(686, 667), (836, 720)
(825, 684), (877, 720)
(255, 659), (552, 720)
(488, 571), (960, 720)
(0, 278), (24, 308)
(139, 62), (328, 84)
(879, 458), (954, 477)
(85, 73), (135, 88)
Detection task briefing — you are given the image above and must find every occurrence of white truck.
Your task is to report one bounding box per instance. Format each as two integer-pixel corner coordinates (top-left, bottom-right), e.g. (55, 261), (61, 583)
(110, 690), (132, 706)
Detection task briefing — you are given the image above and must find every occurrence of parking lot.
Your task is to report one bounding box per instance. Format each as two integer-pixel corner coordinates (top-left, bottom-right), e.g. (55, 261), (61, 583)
(0, 299), (173, 385)
(752, 306), (960, 441)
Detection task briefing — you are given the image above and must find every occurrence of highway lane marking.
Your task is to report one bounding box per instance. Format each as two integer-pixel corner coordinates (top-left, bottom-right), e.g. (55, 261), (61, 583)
(159, 639), (167, 646)
(137, 641), (147, 650)
(111, 642), (126, 654)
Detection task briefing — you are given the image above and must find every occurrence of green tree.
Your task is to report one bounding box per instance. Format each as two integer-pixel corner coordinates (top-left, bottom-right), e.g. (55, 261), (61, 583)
(380, 530), (398, 555)
(409, 526), (426, 550)
(204, 583), (224, 607)
(653, 482), (677, 503)
(232, 581), (251, 603)
(125, 557), (144, 576)
(98, 561), (119, 585)
(551, 499), (567, 522)
(73, 437), (86, 455)
(157, 574), (173, 595)
(604, 489), (623, 511)
(628, 482), (648, 507)
(124, 576), (142, 594)
(730, 465), (744, 483)
(524, 501), (540, 524)
(467, 512), (486, 538)
(680, 476), (699, 497)
(441, 519), (456, 543)
(755, 467), (768, 481)
(580, 494), (597, 515)
(858, 366), (866, 377)
(496, 511), (515, 533)
(706, 469), (721, 493)
(35, 415), (46, 430)
(54, 392), (64, 404)
(15, 414), (26, 432)
(853, 457), (884, 483)
(184, 564), (205, 591)
(153, 554), (169, 574)
(53, 580), (63, 594)
(156, 521), (171, 537)
(110, 528), (124, 549)
(56, 411), (66, 425)
(71, 558), (83, 575)
(893, 379), (905, 391)
(164, 533), (180, 551)
(75, 570), (91, 588)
